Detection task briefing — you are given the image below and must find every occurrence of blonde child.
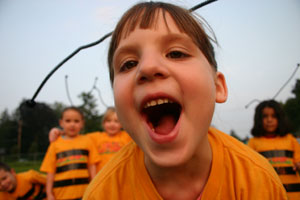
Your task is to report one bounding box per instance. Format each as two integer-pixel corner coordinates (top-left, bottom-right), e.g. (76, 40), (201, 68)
(83, 2), (287, 199)
(40, 107), (99, 200)
(88, 107), (132, 171)
(0, 162), (46, 200)
(248, 100), (300, 199)
(49, 107), (132, 172)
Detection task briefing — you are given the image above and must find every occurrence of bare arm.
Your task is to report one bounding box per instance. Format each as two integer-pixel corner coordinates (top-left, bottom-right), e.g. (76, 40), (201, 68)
(49, 128), (63, 142)
(46, 173), (55, 200)
(88, 164), (97, 180)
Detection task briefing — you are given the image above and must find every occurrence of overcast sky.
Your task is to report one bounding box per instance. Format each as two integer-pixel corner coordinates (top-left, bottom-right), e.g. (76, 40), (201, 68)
(0, 0), (299, 138)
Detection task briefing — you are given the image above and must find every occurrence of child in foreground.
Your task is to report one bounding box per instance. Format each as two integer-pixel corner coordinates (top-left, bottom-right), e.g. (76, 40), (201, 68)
(248, 100), (300, 200)
(49, 107), (132, 172)
(83, 2), (287, 199)
(0, 162), (46, 200)
(40, 107), (99, 200)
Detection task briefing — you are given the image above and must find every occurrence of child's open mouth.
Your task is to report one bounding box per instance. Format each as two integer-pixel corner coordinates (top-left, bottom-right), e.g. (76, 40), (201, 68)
(142, 98), (181, 142)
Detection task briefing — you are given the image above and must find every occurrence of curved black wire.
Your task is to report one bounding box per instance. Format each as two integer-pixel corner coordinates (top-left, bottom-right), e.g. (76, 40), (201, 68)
(93, 86), (109, 108)
(65, 75), (74, 105)
(87, 77), (109, 108)
(27, 32), (112, 107)
(88, 77), (98, 95)
(272, 63), (300, 99)
(27, 0), (217, 107)
(189, 0), (217, 11)
(245, 63), (300, 109)
(245, 99), (260, 109)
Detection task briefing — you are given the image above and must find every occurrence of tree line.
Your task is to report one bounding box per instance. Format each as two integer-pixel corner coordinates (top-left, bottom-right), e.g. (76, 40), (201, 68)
(0, 80), (299, 157)
(0, 92), (105, 157)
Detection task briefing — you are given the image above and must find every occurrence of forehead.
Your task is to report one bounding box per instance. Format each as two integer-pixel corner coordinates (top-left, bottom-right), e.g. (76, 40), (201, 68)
(0, 169), (9, 178)
(62, 109), (82, 118)
(262, 107), (275, 114)
(115, 12), (190, 59)
(105, 112), (118, 120)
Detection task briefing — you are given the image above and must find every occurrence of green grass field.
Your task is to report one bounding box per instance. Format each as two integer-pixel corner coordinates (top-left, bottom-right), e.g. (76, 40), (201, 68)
(7, 160), (42, 173)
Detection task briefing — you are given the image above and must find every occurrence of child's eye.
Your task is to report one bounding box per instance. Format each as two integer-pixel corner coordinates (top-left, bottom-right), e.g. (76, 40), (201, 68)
(120, 60), (138, 72)
(166, 50), (189, 59)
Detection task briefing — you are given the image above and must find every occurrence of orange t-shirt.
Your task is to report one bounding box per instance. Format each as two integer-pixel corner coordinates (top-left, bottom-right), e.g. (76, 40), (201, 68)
(40, 135), (100, 200)
(248, 134), (300, 200)
(88, 131), (132, 172)
(0, 170), (46, 200)
(83, 128), (287, 200)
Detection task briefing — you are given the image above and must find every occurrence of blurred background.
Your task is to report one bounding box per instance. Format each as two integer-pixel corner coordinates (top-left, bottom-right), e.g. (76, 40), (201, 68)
(0, 0), (299, 171)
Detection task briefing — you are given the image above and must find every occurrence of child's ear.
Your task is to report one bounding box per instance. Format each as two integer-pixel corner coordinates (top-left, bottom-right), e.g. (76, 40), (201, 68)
(11, 169), (16, 176)
(215, 72), (228, 103)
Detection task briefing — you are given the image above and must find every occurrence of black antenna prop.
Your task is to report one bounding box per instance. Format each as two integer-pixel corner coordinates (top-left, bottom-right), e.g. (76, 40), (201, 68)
(27, 0), (218, 107)
(28, 32), (112, 106)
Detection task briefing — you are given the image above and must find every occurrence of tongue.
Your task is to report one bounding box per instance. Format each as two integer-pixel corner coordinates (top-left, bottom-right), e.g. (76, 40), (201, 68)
(154, 115), (176, 135)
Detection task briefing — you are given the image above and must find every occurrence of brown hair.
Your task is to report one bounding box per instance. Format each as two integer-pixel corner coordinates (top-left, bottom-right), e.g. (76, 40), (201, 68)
(0, 162), (11, 172)
(108, 1), (217, 84)
(251, 100), (290, 137)
(61, 106), (84, 120)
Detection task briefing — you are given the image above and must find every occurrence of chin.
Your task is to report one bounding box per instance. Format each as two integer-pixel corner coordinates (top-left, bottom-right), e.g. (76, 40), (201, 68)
(146, 142), (191, 168)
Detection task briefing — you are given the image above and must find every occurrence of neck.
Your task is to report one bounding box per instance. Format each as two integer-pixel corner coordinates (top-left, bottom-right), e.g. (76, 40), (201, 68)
(63, 134), (78, 139)
(106, 131), (121, 137)
(146, 139), (212, 200)
(264, 133), (277, 138)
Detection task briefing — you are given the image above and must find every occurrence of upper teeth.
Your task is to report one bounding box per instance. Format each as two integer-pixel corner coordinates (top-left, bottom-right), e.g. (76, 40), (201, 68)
(144, 98), (173, 108)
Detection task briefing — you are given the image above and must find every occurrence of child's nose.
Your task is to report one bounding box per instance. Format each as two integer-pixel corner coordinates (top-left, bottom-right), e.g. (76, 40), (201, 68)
(266, 116), (273, 121)
(135, 53), (169, 84)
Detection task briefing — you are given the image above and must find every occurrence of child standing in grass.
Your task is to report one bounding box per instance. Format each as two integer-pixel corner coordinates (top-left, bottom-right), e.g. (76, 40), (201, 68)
(88, 107), (132, 172)
(41, 107), (99, 200)
(49, 107), (132, 172)
(83, 2), (287, 199)
(248, 100), (300, 200)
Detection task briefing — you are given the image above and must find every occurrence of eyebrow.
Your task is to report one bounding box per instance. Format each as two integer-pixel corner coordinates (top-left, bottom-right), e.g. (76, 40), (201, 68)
(114, 45), (138, 61)
(115, 33), (192, 54)
(159, 33), (198, 53)
(161, 33), (192, 45)
(113, 32), (194, 66)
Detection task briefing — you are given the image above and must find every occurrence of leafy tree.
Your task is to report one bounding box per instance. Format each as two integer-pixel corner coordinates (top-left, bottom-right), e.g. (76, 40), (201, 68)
(230, 129), (241, 141)
(18, 100), (58, 154)
(78, 92), (103, 132)
(0, 92), (105, 156)
(50, 101), (67, 119)
(292, 79), (300, 100)
(0, 109), (18, 154)
(230, 129), (249, 144)
(283, 79), (300, 136)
